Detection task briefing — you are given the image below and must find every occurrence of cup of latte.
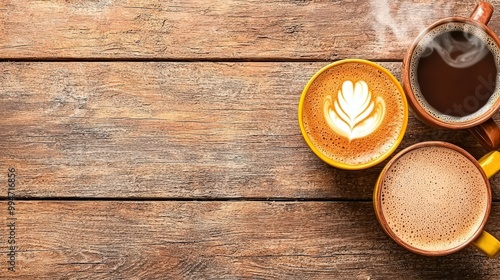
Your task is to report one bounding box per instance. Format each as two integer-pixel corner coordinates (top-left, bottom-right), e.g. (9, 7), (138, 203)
(298, 59), (408, 170)
(402, 2), (500, 151)
(374, 141), (500, 257)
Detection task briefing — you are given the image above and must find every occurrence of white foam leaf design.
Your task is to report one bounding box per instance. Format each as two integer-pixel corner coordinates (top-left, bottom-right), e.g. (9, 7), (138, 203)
(324, 80), (386, 141)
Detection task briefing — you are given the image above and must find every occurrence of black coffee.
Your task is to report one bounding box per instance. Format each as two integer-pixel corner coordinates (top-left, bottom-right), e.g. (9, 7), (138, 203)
(417, 31), (497, 117)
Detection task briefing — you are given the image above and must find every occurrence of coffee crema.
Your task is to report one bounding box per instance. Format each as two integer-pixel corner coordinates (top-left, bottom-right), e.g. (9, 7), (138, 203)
(379, 146), (488, 252)
(409, 22), (500, 123)
(301, 62), (405, 165)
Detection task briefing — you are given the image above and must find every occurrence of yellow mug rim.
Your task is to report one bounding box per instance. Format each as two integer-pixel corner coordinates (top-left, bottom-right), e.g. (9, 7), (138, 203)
(297, 59), (409, 170)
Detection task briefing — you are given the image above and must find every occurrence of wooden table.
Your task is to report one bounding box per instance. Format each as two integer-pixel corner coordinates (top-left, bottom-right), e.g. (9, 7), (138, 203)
(1, 0), (500, 279)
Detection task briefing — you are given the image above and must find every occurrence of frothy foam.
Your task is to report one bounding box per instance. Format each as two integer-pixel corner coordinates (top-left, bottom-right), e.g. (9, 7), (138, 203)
(380, 146), (488, 252)
(302, 62), (405, 165)
(409, 22), (500, 123)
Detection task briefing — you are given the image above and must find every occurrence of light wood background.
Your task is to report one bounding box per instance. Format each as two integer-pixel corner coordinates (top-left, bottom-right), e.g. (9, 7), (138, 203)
(1, 0), (500, 279)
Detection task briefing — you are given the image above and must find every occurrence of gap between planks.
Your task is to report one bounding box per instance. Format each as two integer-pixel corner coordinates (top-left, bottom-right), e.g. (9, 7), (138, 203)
(0, 57), (403, 63)
(0, 197), (373, 202)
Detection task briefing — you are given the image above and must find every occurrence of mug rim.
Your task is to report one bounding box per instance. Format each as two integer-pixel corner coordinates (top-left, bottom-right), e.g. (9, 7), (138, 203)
(373, 141), (492, 256)
(298, 59), (409, 170)
(402, 17), (500, 129)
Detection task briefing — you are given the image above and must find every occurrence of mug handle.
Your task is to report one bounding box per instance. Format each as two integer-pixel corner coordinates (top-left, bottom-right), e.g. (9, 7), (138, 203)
(473, 231), (500, 258)
(468, 2), (500, 151)
(479, 149), (500, 179)
(472, 150), (500, 257)
(469, 119), (500, 151)
(470, 1), (493, 25)
(468, 3), (500, 151)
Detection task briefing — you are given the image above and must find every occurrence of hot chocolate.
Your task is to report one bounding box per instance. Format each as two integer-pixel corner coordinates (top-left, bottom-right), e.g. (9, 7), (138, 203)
(379, 146), (489, 252)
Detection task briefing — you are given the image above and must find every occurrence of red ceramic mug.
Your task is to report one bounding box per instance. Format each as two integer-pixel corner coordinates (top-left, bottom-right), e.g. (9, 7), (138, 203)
(402, 2), (500, 150)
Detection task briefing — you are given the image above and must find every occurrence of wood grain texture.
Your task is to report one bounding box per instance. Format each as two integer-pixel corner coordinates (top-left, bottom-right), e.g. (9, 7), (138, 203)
(0, 201), (499, 279)
(4, 1), (500, 279)
(0, 0), (497, 60)
(1, 62), (498, 199)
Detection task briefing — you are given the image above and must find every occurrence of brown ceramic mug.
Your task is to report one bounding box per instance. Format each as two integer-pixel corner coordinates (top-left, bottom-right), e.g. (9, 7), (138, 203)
(374, 141), (500, 257)
(402, 2), (500, 151)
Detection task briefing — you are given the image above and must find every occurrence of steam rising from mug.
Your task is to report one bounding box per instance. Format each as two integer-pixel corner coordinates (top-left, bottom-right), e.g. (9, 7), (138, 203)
(370, 0), (487, 69)
(421, 32), (489, 68)
(369, 0), (452, 50)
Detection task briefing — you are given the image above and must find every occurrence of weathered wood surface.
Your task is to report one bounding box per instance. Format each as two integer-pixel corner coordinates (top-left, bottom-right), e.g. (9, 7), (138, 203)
(3, 0), (500, 279)
(0, 0), (497, 60)
(1, 62), (497, 199)
(1, 201), (500, 279)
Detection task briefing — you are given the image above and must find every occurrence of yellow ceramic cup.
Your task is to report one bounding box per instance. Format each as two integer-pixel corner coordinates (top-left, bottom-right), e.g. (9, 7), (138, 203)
(374, 141), (500, 257)
(298, 59), (408, 170)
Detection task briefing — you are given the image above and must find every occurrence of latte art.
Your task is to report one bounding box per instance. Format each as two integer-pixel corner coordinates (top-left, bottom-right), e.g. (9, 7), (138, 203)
(324, 80), (386, 141)
(300, 61), (406, 166)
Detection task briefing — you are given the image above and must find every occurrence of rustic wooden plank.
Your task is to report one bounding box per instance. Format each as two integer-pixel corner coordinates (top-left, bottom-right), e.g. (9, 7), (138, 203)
(1, 62), (498, 199)
(0, 201), (499, 279)
(0, 0), (496, 60)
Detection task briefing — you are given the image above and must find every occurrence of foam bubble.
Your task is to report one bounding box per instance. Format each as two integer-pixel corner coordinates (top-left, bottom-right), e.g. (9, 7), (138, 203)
(302, 62), (405, 165)
(380, 146), (488, 252)
(409, 22), (500, 123)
